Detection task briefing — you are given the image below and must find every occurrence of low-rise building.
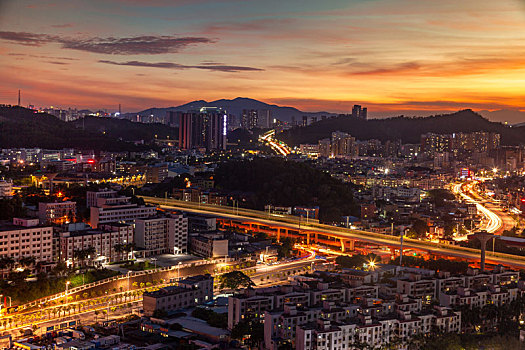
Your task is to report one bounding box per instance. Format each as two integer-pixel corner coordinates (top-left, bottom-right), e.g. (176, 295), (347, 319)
(189, 232), (228, 258)
(90, 200), (157, 228)
(0, 180), (13, 198)
(229, 294), (274, 329)
(143, 274), (213, 316)
(86, 188), (119, 208)
(0, 218), (53, 275)
(59, 223), (133, 265)
(38, 201), (77, 225)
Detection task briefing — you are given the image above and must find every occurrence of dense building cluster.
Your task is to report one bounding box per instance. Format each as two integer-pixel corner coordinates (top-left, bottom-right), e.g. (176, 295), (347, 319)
(228, 264), (520, 349)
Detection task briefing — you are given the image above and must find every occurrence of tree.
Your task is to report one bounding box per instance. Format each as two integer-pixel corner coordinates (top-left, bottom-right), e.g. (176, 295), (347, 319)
(114, 243), (124, 259)
(278, 237), (296, 258)
(0, 256), (15, 270)
(18, 256), (36, 269)
(52, 261), (69, 277)
(336, 254), (377, 269)
(219, 271), (255, 290)
(214, 158), (359, 222)
(407, 219), (429, 239)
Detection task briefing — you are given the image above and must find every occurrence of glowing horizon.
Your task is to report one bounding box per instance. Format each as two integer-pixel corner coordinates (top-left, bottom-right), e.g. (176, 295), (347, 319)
(1, 0), (525, 120)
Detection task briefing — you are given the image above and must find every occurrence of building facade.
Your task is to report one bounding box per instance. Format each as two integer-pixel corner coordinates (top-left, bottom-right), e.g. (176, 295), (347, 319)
(143, 275), (214, 316)
(135, 214), (188, 256)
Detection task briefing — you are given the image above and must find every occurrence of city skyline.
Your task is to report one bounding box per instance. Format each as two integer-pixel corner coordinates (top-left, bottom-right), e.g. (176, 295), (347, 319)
(1, 0), (525, 120)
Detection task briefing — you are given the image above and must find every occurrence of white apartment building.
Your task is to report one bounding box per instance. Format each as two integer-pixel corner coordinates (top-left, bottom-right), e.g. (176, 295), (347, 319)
(86, 189), (119, 207)
(143, 275), (213, 316)
(295, 307), (461, 350)
(90, 202), (157, 228)
(439, 284), (519, 309)
(189, 232), (228, 258)
(229, 295), (274, 330)
(0, 218), (53, 275)
(135, 214), (188, 256)
(397, 274), (437, 301)
(59, 223), (133, 264)
(0, 180), (13, 198)
(38, 201), (77, 224)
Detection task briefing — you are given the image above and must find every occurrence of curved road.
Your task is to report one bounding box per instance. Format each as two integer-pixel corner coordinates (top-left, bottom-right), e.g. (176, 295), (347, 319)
(452, 182), (502, 233)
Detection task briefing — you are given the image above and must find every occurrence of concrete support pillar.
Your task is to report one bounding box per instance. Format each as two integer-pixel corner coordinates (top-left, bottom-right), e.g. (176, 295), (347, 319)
(472, 231), (495, 272)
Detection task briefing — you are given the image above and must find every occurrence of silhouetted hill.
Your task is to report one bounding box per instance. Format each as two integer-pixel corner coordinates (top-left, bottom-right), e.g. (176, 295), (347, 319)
(278, 109), (525, 146)
(0, 106), (150, 151)
(124, 97), (330, 123)
(69, 116), (177, 142)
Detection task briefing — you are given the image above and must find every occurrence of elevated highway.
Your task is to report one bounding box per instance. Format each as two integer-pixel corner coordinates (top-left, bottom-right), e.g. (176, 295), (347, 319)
(142, 196), (525, 269)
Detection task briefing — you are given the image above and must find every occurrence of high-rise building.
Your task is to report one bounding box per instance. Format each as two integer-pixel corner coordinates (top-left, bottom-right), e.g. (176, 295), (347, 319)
(257, 109), (272, 129)
(178, 108), (227, 151)
(166, 111), (182, 127)
(352, 105), (367, 120)
(302, 116), (308, 127)
(318, 138), (331, 158)
(241, 109), (258, 130)
(421, 133), (451, 157)
(331, 131), (358, 158)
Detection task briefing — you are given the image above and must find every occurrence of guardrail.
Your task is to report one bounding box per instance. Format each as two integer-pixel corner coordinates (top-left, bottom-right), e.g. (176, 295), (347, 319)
(143, 196), (525, 266)
(15, 258), (223, 311)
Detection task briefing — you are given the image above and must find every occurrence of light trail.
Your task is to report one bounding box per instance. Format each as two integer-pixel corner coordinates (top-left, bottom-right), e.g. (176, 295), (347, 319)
(452, 181), (502, 234)
(259, 129), (291, 156)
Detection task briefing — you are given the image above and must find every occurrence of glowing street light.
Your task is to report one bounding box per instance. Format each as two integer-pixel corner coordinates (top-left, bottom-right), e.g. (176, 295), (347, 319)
(65, 281), (71, 305)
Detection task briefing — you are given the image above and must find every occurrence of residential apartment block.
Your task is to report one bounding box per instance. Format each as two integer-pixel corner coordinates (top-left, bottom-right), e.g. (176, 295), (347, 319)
(143, 274), (214, 316)
(135, 214), (188, 256)
(227, 264), (520, 350)
(59, 222), (133, 264)
(90, 200), (156, 228)
(0, 218), (53, 275)
(38, 201), (77, 225)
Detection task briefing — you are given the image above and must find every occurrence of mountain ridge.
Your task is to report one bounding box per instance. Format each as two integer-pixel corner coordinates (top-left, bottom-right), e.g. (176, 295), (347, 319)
(124, 98), (525, 124)
(124, 97), (331, 122)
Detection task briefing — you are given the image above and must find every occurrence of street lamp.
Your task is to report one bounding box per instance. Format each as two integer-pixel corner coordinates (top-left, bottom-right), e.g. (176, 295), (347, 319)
(65, 281), (71, 305)
(127, 271), (132, 291)
(151, 258), (157, 269)
(178, 262), (182, 280)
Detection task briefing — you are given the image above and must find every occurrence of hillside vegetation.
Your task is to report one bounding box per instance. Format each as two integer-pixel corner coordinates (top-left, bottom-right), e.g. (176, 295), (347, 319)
(214, 158), (358, 222)
(0, 106), (169, 151)
(70, 116), (177, 141)
(278, 109), (525, 146)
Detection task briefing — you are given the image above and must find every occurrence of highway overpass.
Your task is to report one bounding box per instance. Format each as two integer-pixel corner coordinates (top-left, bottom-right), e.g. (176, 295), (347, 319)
(143, 196), (525, 269)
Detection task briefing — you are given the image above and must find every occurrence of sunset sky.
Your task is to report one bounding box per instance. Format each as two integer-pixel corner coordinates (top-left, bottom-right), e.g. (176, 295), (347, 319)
(1, 0), (525, 119)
